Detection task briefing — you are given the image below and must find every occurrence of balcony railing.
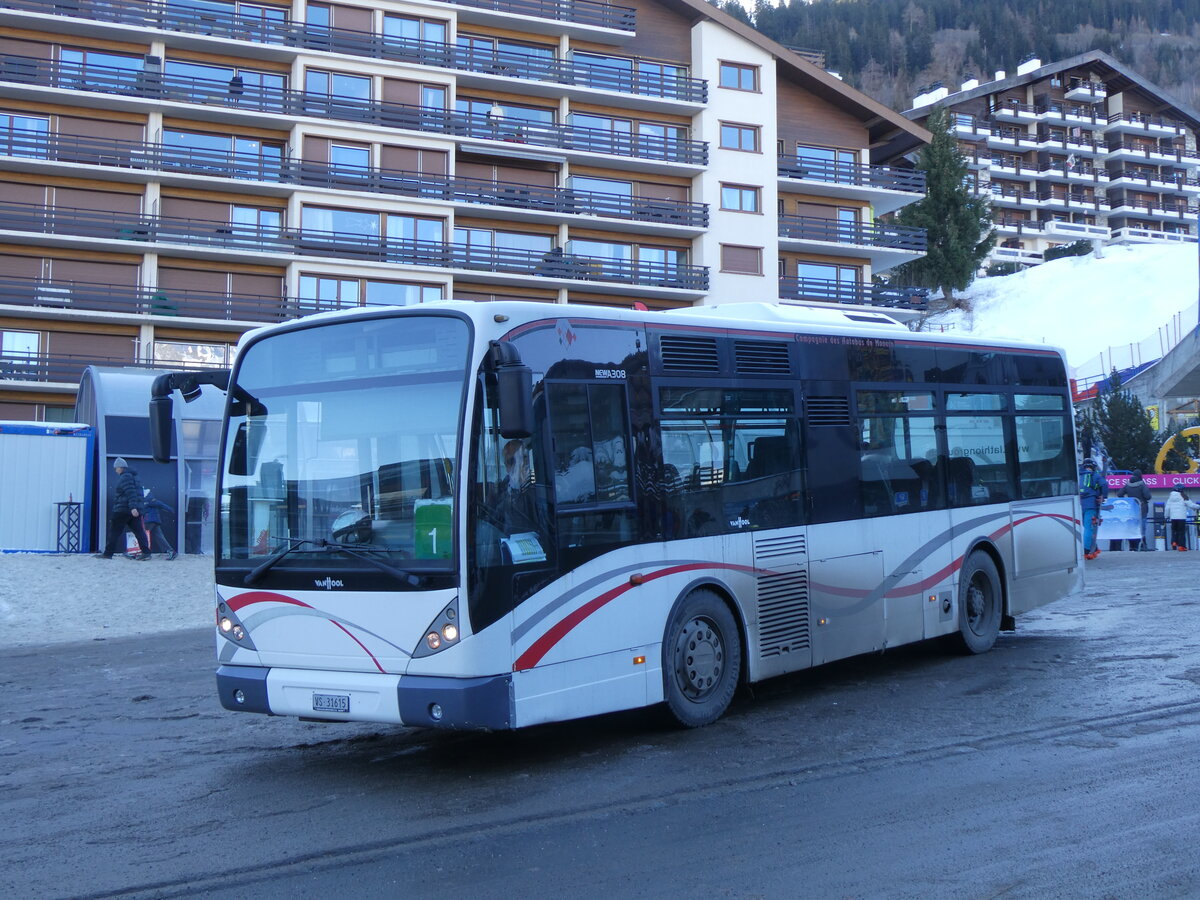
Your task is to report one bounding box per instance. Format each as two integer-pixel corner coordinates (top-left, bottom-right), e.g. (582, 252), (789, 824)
(777, 276), (931, 309)
(0, 200), (709, 290)
(0, 127), (709, 227)
(0, 0), (691, 99)
(1106, 140), (1195, 164)
(0, 349), (221, 384)
(0, 274), (304, 322)
(1107, 167), (1199, 190)
(1106, 112), (1188, 134)
(776, 216), (927, 252)
(777, 157), (925, 194)
(0, 55), (707, 164)
(432, 0), (636, 31)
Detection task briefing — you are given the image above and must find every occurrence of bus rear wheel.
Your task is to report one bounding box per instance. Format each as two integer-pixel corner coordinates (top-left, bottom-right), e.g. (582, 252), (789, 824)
(954, 551), (1002, 654)
(663, 590), (741, 727)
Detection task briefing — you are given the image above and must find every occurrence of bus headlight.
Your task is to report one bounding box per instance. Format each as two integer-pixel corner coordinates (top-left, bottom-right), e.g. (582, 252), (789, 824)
(414, 598), (462, 657)
(215, 602), (257, 650)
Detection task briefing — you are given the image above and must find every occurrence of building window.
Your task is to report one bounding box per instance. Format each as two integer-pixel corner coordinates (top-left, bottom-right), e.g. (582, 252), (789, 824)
(305, 69), (371, 100)
(1, 330), (39, 369)
(299, 275), (443, 310)
(719, 62), (758, 91)
(151, 340), (231, 368)
(720, 184), (760, 212)
(165, 60), (286, 98)
(0, 113), (50, 158)
(162, 129), (284, 179)
(383, 14), (449, 43)
(329, 142), (370, 174)
(720, 122), (759, 152)
(720, 245), (763, 275)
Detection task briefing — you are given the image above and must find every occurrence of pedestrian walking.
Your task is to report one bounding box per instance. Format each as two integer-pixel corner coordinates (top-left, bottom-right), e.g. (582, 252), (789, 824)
(141, 489), (177, 560)
(1079, 457), (1108, 560)
(1165, 487), (1200, 551)
(95, 457), (151, 560)
(1117, 469), (1153, 551)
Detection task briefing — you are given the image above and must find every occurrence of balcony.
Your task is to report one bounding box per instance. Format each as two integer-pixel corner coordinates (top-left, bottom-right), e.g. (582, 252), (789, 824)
(1043, 220), (1109, 241)
(1039, 161), (1109, 185)
(431, 0), (637, 35)
(1065, 79), (1106, 103)
(0, 199), (709, 292)
(951, 113), (990, 141)
(1036, 191), (1109, 213)
(0, 55), (708, 166)
(1107, 140), (1199, 167)
(0, 0), (698, 103)
(990, 245), (1043, 266)
(1105, 167), (1195, 194)
(777, 157), (924, 216)
(0, 349), (225, 386)
(989, 101), (1038, 124)
(1035, 102), (1105, 126)
(0, 127), (709, 231)
(1105, 198), (1197, 221)
(777, 216), (926, 269)
(1104, 113), (1189, 137)
(1110, 226), (1197, 245)
(988, 184), (1041, 209)
(0, 274), (299, 323)
(993, 218), (1043, 235)
(985, 126), (1039, 151)
(777, 276), (931, 310)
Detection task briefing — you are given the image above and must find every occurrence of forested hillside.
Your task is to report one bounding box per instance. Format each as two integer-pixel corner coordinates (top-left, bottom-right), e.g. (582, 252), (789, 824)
(715, 0), (1200, 112)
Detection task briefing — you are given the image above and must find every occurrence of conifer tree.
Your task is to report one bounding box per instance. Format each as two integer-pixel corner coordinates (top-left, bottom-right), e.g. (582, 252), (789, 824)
(1089, 371), (1157, 472)
(892, 106), (995, 302)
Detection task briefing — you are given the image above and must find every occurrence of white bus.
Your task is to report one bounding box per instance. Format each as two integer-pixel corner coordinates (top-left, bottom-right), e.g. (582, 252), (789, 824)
(150, 300), (1082, 729)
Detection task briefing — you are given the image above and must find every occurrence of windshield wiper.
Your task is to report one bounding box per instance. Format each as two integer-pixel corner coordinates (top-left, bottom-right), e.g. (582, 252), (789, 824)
(242, 537), (423, 587)
(320, 540), (422, 587)
(243, 538), (319, 586)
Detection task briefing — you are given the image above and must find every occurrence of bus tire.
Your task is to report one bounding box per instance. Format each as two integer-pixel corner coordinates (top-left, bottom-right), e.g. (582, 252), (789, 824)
(954, 551), (1002, 655)
(662, 589), (742, 728)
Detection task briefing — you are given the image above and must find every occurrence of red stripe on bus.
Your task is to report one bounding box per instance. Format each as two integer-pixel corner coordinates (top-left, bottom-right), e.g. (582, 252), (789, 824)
(225, 591), (312, 612)
(513, 562), (761, 672)
(225, 591), (385, 672)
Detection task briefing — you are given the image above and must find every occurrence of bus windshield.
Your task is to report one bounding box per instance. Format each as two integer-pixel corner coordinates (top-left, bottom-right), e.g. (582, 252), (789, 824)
(219, 314), (470, 569)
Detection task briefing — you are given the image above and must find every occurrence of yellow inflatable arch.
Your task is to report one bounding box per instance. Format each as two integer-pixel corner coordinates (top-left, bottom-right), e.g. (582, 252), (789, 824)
(1155, 426), (1200, 475)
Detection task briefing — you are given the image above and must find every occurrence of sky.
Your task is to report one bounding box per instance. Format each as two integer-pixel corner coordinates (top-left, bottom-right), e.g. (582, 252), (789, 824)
(922, 243), (1200, 379)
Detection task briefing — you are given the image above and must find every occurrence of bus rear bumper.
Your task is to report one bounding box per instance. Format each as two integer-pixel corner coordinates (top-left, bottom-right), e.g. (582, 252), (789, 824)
(215, 665), (513, 729)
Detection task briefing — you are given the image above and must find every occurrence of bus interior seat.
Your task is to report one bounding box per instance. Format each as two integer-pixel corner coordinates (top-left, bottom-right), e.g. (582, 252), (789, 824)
(747, 436), (789, 480)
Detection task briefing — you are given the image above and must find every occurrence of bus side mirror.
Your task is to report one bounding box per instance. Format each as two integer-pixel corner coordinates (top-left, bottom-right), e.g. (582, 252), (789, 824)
(149, 396), (173, 463)
(490, 341), (533, 439)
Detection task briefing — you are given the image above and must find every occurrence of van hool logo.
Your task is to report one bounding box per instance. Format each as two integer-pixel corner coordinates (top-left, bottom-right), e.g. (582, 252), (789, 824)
(314, 577), (344, 590)
(729, 516), (751, 529)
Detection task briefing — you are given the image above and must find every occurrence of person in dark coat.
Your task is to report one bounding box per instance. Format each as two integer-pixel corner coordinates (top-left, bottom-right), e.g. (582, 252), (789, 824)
(1117, 470), (1153, 551)
(96, 457), (151, 559)
(141, 489), (177, 560)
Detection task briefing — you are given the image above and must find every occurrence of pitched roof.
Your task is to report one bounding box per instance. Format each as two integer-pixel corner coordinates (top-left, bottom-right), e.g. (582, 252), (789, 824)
(657, 0), (931, 162)
(904, 50), (1200, 132)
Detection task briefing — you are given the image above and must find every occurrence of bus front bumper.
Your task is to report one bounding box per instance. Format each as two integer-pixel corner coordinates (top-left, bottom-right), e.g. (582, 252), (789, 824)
(215, 665), (513, 730)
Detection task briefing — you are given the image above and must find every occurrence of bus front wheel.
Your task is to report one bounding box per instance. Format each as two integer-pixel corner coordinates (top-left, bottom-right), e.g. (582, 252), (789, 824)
(954, 552), (1002, 654)
(663, 590), (742, 727)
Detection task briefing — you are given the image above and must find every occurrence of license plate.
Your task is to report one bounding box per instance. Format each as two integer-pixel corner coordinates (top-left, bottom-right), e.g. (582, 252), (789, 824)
(312, 692), (350, 714)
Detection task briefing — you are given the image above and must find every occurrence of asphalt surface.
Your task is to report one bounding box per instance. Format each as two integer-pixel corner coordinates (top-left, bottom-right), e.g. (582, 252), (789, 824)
(2, 550), (1198, 899)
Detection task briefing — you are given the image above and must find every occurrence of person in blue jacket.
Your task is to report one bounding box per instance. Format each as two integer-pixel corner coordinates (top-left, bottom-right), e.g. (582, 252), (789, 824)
(141, 489), (177, 560)
(1079, 457), (1109, 560)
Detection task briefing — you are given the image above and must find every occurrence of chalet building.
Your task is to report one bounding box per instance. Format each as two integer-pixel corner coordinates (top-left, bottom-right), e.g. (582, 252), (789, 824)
(0, 0), (929, 421)
(906, 51), (1200, 270)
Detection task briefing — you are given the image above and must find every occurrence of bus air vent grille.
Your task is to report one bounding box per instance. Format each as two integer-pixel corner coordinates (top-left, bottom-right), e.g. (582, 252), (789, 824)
(659, 335), (720, 372)
(806, 395), (851, 426)
(753, 533), (807, 561)
(757, 571), (810, 656)
(734, 340), (790, 374)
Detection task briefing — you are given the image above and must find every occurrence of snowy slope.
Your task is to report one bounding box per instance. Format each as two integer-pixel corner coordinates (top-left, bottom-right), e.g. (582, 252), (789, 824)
(923, 244), (1200, 376)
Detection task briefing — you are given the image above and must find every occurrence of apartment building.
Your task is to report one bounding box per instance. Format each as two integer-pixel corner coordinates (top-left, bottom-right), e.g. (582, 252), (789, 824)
(0, 0), (929, 421)
(906, 50), (1200, 270)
